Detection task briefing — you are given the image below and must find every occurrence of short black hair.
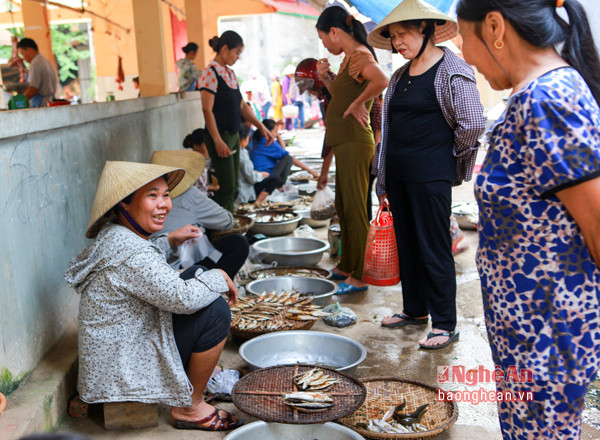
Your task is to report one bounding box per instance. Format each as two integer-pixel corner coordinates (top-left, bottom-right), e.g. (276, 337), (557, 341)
(17, 38), (38, 51)
(239, 124), (251, 140)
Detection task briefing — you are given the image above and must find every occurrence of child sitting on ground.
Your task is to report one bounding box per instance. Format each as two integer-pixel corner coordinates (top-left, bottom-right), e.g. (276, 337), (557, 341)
(237, 125), (282, 205)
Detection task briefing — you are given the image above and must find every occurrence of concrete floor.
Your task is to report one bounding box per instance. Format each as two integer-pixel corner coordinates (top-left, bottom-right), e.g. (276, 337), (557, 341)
(59, 126), (600, 439)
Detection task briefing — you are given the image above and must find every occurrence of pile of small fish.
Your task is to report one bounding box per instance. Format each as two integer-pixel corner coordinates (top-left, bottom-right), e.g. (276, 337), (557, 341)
(293, 368), (340, 391)
(357, 402), (429, 434)
(254, 212), (297, 223)
(231, 290), (329, 332)
(281, 391), (334, 412)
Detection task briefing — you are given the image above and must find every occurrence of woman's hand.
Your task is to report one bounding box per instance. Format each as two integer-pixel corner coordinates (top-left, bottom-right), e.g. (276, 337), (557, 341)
(167, 224), (202, 248)
(218, 269), (239, 305)
(215, 139), (231, 158)
(259, 123), (276, 145)
(317, 171), (328, 190)
(343, 100), (369, 127)
(317, 58), (331, 79)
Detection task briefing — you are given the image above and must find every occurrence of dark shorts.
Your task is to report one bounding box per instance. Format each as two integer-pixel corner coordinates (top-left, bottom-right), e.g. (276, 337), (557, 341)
(172, 266), (231, 368)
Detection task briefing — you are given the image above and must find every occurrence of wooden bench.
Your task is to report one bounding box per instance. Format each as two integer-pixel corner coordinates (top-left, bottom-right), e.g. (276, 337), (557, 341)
(69, 395), (158, 430)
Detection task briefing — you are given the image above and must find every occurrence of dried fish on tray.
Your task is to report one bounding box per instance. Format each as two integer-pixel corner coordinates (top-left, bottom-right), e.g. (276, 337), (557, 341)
(357, 402), (429, 434)
(293, 368), (341, 391)
(282, 391), (334, 413)
(253, 212), (297, 223)
(230, 290), (330, 338)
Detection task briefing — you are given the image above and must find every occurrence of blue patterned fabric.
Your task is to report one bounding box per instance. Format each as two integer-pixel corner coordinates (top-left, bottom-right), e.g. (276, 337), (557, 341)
(475, 67), (600, 439)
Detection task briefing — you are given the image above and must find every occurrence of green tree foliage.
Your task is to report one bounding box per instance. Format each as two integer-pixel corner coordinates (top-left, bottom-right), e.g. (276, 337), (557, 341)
(51, 24), (90, 83)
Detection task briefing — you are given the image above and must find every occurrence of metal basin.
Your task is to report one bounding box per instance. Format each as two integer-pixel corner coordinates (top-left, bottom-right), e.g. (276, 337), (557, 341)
(294, 207), (330, 228)
(252, 237), (330, 266)
(245, 276), (338, 306)
(239, 330), (367, 375)
(224, 421), (365, 440)
(249, 212), (302, 237)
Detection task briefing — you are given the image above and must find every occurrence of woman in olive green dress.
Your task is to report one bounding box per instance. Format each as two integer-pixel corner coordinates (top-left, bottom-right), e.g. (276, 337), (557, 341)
(316, 6), (388, 294)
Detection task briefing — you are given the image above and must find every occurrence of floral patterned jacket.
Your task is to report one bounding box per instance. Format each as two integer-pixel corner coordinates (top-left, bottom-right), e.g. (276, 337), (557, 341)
(64, 223), (228, 406)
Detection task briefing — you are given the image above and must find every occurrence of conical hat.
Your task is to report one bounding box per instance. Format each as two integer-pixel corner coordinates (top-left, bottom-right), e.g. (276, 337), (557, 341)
(368, 0), (458, 50)
(86, 161), (185, 238)
(149, 150), (206, 199)
(282, 64), (296, 76)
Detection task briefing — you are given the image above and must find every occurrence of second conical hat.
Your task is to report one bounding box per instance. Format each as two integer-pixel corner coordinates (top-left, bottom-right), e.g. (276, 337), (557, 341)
(149, 150), (206, 199)
(368, 0), (458, 50)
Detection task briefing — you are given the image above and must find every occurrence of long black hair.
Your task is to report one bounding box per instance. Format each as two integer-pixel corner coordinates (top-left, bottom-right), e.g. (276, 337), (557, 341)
(208, 30), (244, 54)
(316, 6), (378, 61)
(456, 0), (600, 105)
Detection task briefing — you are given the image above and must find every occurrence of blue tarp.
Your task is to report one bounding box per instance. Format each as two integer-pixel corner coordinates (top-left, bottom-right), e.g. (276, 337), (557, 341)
(347, 0), (459, 23)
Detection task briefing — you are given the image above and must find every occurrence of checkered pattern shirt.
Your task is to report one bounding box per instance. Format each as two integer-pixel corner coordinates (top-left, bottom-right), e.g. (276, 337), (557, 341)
(375, 48), (486, 194)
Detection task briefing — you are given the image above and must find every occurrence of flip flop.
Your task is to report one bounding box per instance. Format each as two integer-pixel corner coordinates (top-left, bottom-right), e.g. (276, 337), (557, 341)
(418, 331), (460, 350)
(381, 313), (428, 328)
(173, 407), (244, 431)
(335, 281), (368, 295)
(330, 272), (347, 281)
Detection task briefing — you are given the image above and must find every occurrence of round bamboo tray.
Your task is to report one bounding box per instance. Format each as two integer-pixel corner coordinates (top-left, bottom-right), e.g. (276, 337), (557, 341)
(338, 377), (458, 439)
(230, 309), (315, 340)
(208, 215), (254, 241)
(232, 364), (366, 424)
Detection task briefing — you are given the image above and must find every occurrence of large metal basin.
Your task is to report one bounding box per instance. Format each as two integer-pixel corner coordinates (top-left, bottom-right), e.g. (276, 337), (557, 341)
(252, 237), (329, 266)
(224, 421), (365, 440)
(249, 212), (302, 237)
(245, 276), (338, 306)
(239, 330), (367, 375)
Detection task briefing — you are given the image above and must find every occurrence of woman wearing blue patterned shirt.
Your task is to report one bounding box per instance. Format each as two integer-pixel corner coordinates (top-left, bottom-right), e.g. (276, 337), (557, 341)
(458, 0), (600, 438)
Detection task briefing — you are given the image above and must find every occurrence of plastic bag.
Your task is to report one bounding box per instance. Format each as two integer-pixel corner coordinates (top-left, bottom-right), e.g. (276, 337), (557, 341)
(323, 302), (357, 328)
(294, 224), (316, 238)
(179, 238), (203, 269)
(310, 187), (336, 220)
(206, 369), (240, 396)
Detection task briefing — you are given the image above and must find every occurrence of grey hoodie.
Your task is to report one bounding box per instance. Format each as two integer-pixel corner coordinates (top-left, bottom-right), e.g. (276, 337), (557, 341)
(65, 222), (228, 406)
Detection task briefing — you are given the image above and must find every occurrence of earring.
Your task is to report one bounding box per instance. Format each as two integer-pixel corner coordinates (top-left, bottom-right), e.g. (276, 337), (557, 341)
(494, 40), (504, 50)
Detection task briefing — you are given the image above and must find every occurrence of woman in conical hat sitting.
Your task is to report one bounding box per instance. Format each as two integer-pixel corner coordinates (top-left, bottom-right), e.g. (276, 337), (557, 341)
(64, 161), (243, 431)
(370, 0), (486, 348)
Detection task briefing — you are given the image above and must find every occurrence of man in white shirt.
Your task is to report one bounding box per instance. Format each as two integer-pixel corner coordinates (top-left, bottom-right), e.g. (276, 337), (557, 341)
(17, 38), (58, 108)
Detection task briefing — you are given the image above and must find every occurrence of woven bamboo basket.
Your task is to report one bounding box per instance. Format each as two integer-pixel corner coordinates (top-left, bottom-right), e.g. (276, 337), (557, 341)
(338, 377), (458, 440)
(208, 215), (254, 241)
(230, 310), (315, 340)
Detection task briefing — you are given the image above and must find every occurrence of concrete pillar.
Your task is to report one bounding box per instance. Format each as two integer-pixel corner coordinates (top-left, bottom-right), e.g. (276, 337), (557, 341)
(132, 0), (169, 96)
(21, 0), (57, 72)
(184, 0), (218, 69)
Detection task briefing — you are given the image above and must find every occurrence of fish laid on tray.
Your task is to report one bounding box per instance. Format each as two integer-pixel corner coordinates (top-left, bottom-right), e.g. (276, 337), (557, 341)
(281, 391), (334, 412)
(357, 402), (429, 434)
(231, 290), (329, 332)
(293, 368), (340, 391)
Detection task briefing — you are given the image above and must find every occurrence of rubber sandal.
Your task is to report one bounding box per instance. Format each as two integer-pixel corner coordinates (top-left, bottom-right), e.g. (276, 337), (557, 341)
(330, 272), (347, 281)
(381, 313), (428, 328)
(335, 281), (368, 295)
(173, 407), (244, 431)
(418, 331), (460, 350)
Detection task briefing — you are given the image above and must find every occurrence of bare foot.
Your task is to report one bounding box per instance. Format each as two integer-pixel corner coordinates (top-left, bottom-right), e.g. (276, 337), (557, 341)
(419, 328), (452, 348)
(381, 314), (428, 326)
(332, 267), (350, 277)
(171, 400), (219, 423)
(344, 276), (368, 288)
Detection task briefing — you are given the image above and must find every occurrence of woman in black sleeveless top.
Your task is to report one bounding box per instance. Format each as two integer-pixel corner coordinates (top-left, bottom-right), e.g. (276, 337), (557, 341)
(199, 31), (274, 212)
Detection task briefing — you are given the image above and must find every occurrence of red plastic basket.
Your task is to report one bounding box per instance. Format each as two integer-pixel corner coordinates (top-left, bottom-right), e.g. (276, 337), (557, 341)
(362, 205), (400, 286)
